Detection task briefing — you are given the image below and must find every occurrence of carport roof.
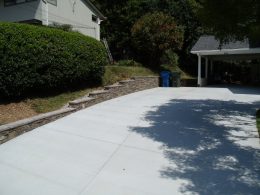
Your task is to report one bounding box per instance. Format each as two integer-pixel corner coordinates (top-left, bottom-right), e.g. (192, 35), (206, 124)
(191, 35), (260, 57)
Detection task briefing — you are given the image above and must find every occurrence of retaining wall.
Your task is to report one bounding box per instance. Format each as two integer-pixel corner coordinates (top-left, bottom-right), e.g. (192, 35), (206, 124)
(0, 76), (159, 144)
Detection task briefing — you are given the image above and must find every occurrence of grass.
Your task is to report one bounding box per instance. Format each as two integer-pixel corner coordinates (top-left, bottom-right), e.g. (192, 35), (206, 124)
(102, 66), (157, 86)
(27, 87), (99, 113)
(32, 66), (157, 113)
(0, 64), (195, 124)
(256, 110), (260, 136)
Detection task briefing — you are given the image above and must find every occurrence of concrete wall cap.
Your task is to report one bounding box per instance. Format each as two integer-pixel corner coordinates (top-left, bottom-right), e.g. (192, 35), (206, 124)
(119, 79), (135, 84)
(89, 90), (110, 95)
(0, 108), (76, 133)
(132, 76), (159, 79)
(69, 97), (95, 105)
(104, 84), (124, 89)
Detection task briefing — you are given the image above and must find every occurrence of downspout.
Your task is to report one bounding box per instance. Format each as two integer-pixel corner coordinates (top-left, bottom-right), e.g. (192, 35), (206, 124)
(42, 0), (49, 26)
(95, 18), (102, 41)
(197, 54), (202, 87)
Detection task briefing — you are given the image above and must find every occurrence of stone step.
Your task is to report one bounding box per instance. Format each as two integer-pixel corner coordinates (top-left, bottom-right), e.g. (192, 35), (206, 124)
(69, 96), (95, 106)
(104, 84), (124, 90)
(119, 79), (135, 84)
(89, 90), (110, 97)
(132, 76), (159, 80)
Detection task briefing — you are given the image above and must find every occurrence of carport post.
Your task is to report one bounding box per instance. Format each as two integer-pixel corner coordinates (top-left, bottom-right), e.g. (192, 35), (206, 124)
(210, 60), (213, 75)
(205, 57), (208, 79)
(197, 54), (202, 86)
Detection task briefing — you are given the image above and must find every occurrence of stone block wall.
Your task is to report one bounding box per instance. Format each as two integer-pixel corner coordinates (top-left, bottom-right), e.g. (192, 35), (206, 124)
(0, 108), (76, 144)
(0, 76), (159, 144)
(69, 76), (159, 110)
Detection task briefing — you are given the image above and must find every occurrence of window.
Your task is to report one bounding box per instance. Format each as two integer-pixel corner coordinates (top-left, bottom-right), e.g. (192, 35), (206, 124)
(4, 0), (37, 7)
(92, 15), (98, 23)
(47, 0), (57, 6)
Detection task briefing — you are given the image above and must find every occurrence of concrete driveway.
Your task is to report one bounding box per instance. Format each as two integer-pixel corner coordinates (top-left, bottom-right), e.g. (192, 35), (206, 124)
(0, 87), (260, 195)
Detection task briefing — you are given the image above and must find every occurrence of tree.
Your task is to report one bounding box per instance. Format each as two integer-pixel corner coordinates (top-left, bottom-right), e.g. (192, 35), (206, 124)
(91, 0), (202, 64)
(131, 12), (184, 67)
(198, 0), (260, 42)
(153, 0), (203, 71)
(91, 0), (154, 59)
(153, 0), (203, 54)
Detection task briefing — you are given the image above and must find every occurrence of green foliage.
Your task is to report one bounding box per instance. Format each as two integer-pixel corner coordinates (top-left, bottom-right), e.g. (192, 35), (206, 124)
(0, 22), (107, 98)
(103, 65), (156, 86)
(152, 0), (203, 53)
(131, 12), (184, 67)
(198, 0), (260, 42)
(161, 49), (179, 67)
(51, 22), (73, 32)
(29, 87), (98, 113)
(114, 60), (142, 67)
(91, 0), (153, 59)
(91, 0), (202, 63)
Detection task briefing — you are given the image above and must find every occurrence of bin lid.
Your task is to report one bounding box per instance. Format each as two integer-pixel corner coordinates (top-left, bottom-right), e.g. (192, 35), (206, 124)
(160, 71), (171, 77)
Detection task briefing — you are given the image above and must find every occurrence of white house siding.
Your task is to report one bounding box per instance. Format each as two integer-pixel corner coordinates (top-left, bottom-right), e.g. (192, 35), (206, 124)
(0, 0), (42, 22)
(0, 0), (101, 40)
(47, 0), (101, 40)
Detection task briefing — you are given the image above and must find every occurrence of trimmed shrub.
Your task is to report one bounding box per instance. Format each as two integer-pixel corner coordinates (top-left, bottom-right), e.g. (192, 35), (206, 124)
(0, 22), (107, 98)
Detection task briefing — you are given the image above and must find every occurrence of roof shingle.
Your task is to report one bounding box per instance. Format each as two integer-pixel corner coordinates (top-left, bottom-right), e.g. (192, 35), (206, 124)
(191, 35), (259, 52)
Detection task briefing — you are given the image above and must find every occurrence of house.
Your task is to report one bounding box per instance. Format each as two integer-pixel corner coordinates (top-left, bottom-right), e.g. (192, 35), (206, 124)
(191, 35), (260, 86)
(0, 0), (106, 40)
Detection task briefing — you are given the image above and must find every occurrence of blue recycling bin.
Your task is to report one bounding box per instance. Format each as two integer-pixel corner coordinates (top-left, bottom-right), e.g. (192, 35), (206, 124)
(160, 71), (171, 87)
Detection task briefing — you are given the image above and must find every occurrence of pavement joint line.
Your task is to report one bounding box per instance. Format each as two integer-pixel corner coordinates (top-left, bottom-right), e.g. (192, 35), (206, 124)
(45, 127), (123, 146)
(0, 160), (80, 192)
(78, 130), (136, 195)
(44, 129), (169, 156)
(121, 143), (165, 155)
(0, 87), (202, 194)
(77, 92), (159, 194)
(1, 87), (260, 194)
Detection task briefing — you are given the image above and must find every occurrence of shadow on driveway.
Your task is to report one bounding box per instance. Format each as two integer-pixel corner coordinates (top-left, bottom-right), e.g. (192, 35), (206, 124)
(130, 99), (260, 195)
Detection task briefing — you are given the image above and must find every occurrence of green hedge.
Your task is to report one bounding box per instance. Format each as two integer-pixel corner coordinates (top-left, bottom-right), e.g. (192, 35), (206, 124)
(0, 22), (107, 98)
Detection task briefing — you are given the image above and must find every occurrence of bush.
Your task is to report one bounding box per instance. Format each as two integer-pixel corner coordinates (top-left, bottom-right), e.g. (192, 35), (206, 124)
(113, 60), (142, 67)
(131, 12), (184, 67)
(51, 22), (73, 32)
(0, 22), (107, 98)
(160, 49), (179, 67)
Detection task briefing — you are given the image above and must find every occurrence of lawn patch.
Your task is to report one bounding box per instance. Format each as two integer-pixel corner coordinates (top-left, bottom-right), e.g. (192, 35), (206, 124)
(28, 87), (99, 113)
(103, 66), (157, 86)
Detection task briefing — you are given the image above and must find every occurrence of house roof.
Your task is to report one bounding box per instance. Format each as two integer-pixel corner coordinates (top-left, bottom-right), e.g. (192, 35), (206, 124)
(84, 0), (106, 20)
(191, 36), (253, 52)
(191, 35), (260, 58)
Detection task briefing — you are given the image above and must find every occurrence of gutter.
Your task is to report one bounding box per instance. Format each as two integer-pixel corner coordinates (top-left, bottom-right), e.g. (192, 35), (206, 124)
(191, 48), (260, 56)
(84, 0), (107, 20)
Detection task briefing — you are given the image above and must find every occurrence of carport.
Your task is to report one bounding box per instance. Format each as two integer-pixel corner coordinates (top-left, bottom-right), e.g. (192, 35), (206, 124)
(191, 36), (260, 86)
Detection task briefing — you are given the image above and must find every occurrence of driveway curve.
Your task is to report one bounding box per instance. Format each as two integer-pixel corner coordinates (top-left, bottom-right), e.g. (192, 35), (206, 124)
(0, 87), (260, 195)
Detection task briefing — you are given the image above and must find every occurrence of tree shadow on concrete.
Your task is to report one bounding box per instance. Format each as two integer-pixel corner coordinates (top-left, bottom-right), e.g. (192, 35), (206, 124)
(211, 84), (260, 95)
(130, 99), (260, 195)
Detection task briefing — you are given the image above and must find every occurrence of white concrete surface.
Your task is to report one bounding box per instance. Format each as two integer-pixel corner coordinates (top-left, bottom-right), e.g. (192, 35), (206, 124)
(0, 86), (260, 195)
